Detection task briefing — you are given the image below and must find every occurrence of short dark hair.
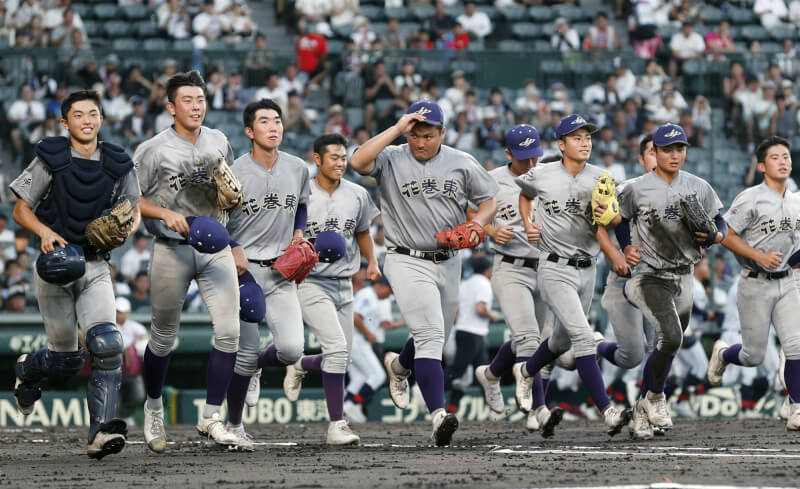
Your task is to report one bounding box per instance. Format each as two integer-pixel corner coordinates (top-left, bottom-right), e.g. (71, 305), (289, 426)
(61, 89), (102, 119)
(166, 70), (206, 104)
(756, 135), (791, 163)
(242, 98), (283, 128)
(639, 133), (653, 156)
(313, 133), (348, 156)
(596, 11), (607, 19)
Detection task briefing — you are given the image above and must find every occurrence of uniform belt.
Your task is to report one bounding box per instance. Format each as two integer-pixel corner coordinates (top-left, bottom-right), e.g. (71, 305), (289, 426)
(393, 246), (455, 263)
(156, 237), (188, 246)
(657, 264), (692, 275)
(83, 248), (110, 262)
(500, 254), (539, 270)
(744, 269), (789, 280)
(248, 258), (277, 267)
(546, 253), (593, 269)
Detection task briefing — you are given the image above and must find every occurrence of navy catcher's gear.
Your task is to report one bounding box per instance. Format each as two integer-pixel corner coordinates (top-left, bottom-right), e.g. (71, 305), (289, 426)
(15, 348), (85, 382)
(36, 244), (86, 285)
(86, 323), (124, 442)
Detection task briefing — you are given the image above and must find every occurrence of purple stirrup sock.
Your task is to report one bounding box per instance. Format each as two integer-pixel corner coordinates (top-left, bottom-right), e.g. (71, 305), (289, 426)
(784, 358), (800, 403)
(641, 348), (673, 396)
(597, 342), (619, 365)
(575, 355), (611, 412)
(226, 373), (251, 425)
(524, 339), (558, 377)
(722, 344), (743, 365)
(206, 348), (236, 405)
(398, 338), (416, 370)
(322, 372), (346, 421)
(414, 358), (445, 412)
(301, 354), (323, 372)
(489, 341), (516, 378)
(258, 345), (286, 368)
(357, 384), (375, 404)
(143, 345), (171, 399)
(532, 373), (546, 409)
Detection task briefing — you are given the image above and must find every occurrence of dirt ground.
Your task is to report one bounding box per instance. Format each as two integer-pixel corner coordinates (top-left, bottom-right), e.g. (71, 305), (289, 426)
(1, 418), (799, 489)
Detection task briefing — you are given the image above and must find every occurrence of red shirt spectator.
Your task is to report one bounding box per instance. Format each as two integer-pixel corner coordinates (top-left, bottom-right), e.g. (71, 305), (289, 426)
(296, 20), (327, 74)
(704, 21), (735, 60)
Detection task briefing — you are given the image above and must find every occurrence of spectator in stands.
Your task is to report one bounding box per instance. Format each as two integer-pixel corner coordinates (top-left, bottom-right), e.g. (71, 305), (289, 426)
(775, 39), (798, 80)
(346, 126), (369, 159)
(650, 91), (680, 124)
(108, 264), (131, 297)
(771, 94), (797, 138)
(206, 69), (227, 110)
(158, 0), (191, 40)
(295, 0), (333, 37)
(325, 104), (351, 136)
(296, 18), (329, 87)
(330, 0), (359, 31)
(754, 0), (790, 28)
(158, 58), (178, 85)
(692, 94), (712, 134)
(192, 0), (230, 45)
(7, 84), (45, 162)
(121, 65), (152, 100)
(120, 233), (151, 285)
(613, 57), (636, 102)
(394, 59), (422, 100)
(410, 29), (434, 50)
(280, 64), (306, 97)
(669, 21), (705, 79)
(669, 0), (701, 25)
(515, 80), (543, 122)
(582, 72), (622, 109)
(5, 285), (30, 312)
(441, 21), (469, 52)
(121, 97), (154, 141)
(782, 80), (797, 110)
(457, 1), (492, 41)
(583, 11), (620, 51)
(600, 150), (626, 181)
(15, 0), (42, 29)
(100, 54), (120, 91)
(381, 17), (406, 49)
(445, 111), (476, 151)
(4, 229), (36, 261)
(680, 109), (703, 147)
(17, 13), (48, 47)
(229, 2), (254, 36)
(547, 82), (573, 115)
(284, 90), (313, 135)
(658, 77), (688, 109)
(551, 17), (579, 52)
(377, 84), (412, 132)
(363, 59), (397, 132)
(0, 215), (14, 250)
(594, 125), (620, 158)
(791, 0), (800, 23)
(745, 40), (770, 77)
(58, 28), (93, 73)
(753, 80), (778, 141)
(102, 73), (133, 128)
(611, 107), (638, 159)
(723, 61), (746, 113)
(223, 70), (248, 111)
(73, 57), (102, 89)
(28, 112), (67, 143)
(128, 271), (151, 312)
(351, 15), (376, 51)
(487, 87), (514, 127)
(476, 106), (502, 151)
(735, 75), (763, 151)
(426, 1), (456, 42)
(254, 71), (288, 115)
(461, 89), (480, 125)
(246, 33), (274, 84)
(704, 20), (736, 60)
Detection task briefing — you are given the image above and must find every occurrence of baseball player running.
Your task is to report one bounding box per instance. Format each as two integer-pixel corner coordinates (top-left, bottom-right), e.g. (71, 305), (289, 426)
(708, 135), (800, 430)
(473, 124), (564, 436)
(282, 133), (381, 445)
(135, 71), (242, 452)
(224, 98), (311, 450)
(607, 123), (725, 435)
(11, 89), (141, 458)
(350, 100), (498, 446)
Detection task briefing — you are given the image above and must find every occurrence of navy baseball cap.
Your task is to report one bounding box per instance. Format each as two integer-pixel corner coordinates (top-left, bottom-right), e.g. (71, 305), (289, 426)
(555, 114), (598, 139)
(505, 124), (543, 159)
(653, 123), (689, 147)
(406, 100), (444, 126)
(238, 270), (266, 323)
(314, 230), (347, 263)
(186, 216), (231, 253)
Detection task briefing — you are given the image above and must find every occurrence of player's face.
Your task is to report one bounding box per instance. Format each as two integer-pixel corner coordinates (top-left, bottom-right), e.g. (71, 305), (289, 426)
(655, 143), (687, 176)
(408, 123), (445, 162)
(557, 128), (592, 162)
(506, 149), (537, 175)
(374, 283), (392, 299)
(62, 99), (103, 144)
(315, 144), (347, 182)
(168, 85), (206, 132)
(246, 108), (283, 150)
(638, 141), (656, 172)
(759, 144), (792, 181)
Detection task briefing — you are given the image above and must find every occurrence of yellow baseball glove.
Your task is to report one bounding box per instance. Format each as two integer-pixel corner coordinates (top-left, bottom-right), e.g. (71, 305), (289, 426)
(591, 173), (619, 226)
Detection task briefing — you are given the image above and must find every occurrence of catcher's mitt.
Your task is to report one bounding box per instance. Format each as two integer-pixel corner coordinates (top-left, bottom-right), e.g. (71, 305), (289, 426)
(591, 172), (619, 226)
(435, 221), (486, 250)
(271, 237), (319, 284)
(213, 157), (243, 210)
(680, 193), (717, 247)
(86, 199), (134, 250)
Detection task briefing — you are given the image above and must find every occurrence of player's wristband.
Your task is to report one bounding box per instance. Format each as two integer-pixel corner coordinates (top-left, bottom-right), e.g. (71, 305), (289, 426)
(229, 239), (240, 248)
(713, 214), (728, 239)
(294, 203), (308, 233)
(614, 218), (631, 248)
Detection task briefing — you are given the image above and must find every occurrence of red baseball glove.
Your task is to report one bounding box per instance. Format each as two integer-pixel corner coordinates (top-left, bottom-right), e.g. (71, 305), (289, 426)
(435, 221), (486, 250)
(271, 237), (319, 284)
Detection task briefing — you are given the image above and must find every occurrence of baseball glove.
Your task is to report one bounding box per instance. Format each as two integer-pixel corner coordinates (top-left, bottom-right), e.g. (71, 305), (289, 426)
(85, 199), (134, 250)
(680, 193), (717, 247)
(213, 157), (243, 210)
(435, 221), (486, 250)
(271, 237), (319, 284)
(591, 173), (619, 226)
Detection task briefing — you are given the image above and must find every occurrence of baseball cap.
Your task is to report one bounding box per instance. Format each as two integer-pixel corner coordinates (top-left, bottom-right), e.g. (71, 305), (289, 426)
(185, 216), (231, 253)
(406, 100), (444, 126)
(555, 114), (598, 139)
(505, 124), (543, 159)
(314, 230), (347, 263)
(471, 256), (492, 274)
(115, 297), (132, 313)
(652, 123), (689, 147)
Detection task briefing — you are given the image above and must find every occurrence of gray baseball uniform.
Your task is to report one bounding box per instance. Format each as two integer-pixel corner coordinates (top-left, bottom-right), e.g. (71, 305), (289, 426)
(488, 165), (547, 358)
(515, 161), (606, 357)
(226, 151), (311, 375)
(370, 143), (498, 359)
(297, 178), (379, 374)
(723, 183), (800, 364)
(134, 126), (239, 356)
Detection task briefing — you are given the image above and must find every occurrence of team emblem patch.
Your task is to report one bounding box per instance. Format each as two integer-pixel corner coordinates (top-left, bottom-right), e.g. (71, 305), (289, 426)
(572, 116), (586, 124)
(414, 107), (432, 116)
(664, 129), (681, 138)
(518, 138), (536, 147)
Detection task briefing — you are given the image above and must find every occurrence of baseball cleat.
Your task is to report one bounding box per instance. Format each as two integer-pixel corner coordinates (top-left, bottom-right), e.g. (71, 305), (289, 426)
(641, 391), (673, 429)
(283, 362), (305, 402)
(526, 409), (540, 431)
(431, 408), (458, 447)
(779, 396), (791, 420)
(707, 339), (729, 387)
(143, 405), (167, 453)
(197, 412), (238, 446)
(603, 405), (633, 437)
(787, 404), (800, 431)
(226, 423), (255, 452)
(512, 362), (533, 413)
(475, 365), (505, 413)
(535, 405), (563, 438)
(630, 399), (654, 440)
(327, 420), (360, 445)
(87, 418), (127, 459)
(13, 354), (41, 416)
(245, 369), (262, 407)
(383, 352), (410, 409)
(653, 426), (666, 436)
(343, 400), (367, 424)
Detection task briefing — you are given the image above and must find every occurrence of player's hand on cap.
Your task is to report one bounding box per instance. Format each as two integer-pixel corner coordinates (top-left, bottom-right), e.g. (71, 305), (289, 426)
(161, 209), (190, 236)
(623, 245), (643, 267)
(366, 260), (381, 282)
(694, 231), (722, 246)
(232, 245), (248, 276)
(524, 222), (541, 243)
(394, 113), (426, 134)
(38, 227), (67, 254)
(757, 250), (783, 270)
(610, 250), (629, 276)
(492, 225), (515, 245)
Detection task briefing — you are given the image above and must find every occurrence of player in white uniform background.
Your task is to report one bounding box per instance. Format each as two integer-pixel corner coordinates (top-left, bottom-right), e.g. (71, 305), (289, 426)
(350, 100), (498, 446)
(708, 135), (800, 430)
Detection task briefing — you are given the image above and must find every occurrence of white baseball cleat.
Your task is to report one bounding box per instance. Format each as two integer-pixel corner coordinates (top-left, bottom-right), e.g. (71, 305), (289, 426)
(534, 405), (563, 438)
(630, 399), (654, 440)
(641, 391), (673, 429)
(197, 412), (238, 445)
(526, 409), (540, 431)
(383, 352), (410, 409)
(475, 365), (505, 413)
(603, 405), (633, 436)
(283, 362), (305, 402)
(431, 408), (459, 447)
(707, 339), (729, 387)
(779, 396), (791, 420)
(226, 423), (255, 452)
(327, 420), (360, 445)
(87, 431), (126, 459)
(143, 405), (167, 453)
(343, 400), (367, 424)
(512, 362), (533, 413)
(787, 404), (800, 431)
(245, 369), (262, 407)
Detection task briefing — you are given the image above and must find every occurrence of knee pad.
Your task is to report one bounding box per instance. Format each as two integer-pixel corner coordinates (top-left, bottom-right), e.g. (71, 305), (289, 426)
(17, 349), (85, 380)
(86, 323), (124, 370)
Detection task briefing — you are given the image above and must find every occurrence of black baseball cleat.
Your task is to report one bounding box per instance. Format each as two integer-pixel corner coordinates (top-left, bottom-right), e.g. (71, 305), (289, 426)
(540, 406), (564, 439)
(604, 406), (633, 437)
(432, 409), (459, 447)
(88, 418), (128, 460)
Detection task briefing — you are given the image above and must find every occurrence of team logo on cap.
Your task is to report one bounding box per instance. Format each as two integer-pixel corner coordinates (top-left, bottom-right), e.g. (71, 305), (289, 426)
(518, 138), (537, 147)
(664, 129), (682, 138)
(414, 107), (432, 116)
(572, 116), (586, 125)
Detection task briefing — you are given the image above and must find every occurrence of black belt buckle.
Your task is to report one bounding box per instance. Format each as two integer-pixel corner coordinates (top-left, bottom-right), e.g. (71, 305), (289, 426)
(431, 250), (450, 264)
(573, 257), (592, 268)
(524, 258), (539, 270)
(249, 258), (277, 267)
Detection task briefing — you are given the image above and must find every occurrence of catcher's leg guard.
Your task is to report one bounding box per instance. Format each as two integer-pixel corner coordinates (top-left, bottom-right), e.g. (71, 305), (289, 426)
(86, 323), (124, 442)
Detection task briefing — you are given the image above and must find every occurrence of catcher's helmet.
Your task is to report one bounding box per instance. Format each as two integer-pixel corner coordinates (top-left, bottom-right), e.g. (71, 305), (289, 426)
(36, 244), (86, 285)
